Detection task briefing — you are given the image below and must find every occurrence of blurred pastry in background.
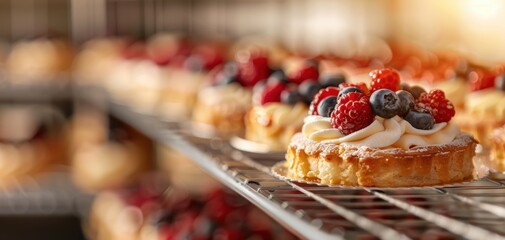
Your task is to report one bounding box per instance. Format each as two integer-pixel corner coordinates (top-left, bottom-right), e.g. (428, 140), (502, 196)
(73, 38), (126, 85)
(456, 69), (505, 145)
(192, 48), (270, 138)
(245, 59), (338, 151)
(6, 38), (74, 82)
(156, 40), (227, 121)
(88, 175), (296, 240)
(490, 125), (505, 171)
(0, 105), (67, 185)
(71, 108), (153, 192)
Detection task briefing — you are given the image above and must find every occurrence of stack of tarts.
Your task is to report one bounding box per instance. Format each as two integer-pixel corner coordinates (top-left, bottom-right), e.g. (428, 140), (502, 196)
(279, 68), (482, 187)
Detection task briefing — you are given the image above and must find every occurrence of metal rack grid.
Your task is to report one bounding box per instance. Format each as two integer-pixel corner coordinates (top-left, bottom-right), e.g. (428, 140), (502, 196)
(109, 102), (505, 240)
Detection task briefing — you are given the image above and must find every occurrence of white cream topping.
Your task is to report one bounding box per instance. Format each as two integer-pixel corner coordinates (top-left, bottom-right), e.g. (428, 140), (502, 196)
(302, 115), (460, 149)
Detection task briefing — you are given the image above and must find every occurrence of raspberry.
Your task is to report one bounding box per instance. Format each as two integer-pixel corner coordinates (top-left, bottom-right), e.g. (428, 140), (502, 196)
(331, 92), (374, 135)
(416, 89), (455, 123)
(309, 87), (340, 115)
(339, 82), (370, 95)
(469, 70), (495, 91)
(261, 83), (287, 105)
(369, 68), (401, 93)
(289, 62), (319, 84)
(237, 54), (270, 87)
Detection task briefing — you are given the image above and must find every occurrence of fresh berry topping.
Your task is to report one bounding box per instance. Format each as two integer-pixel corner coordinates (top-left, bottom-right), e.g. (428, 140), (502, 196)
(337, 87), (363, 101)
(469, 70), (495, 91)
(339, 83), (369, 95)
(404, 111), (435, 130)
(236, 52), (270, 87)
(281, 89), (303, 105)
(416, 89), (455, 123)
(396, 90), (415, 117)
(369, 89), (401, 119)
(289, 61), (319, 84)
(406, 85), (427, 99)
(319, 73), (346, 88)
(309, 87), (340, 115)
(495, 74), (505, 91)
(261, 82), (287, 105)
(331, 92), (374, 135)
(298, 81), (322, 104)
(317, 96), (338, 117)
(369, 68), (401, 93)
(223, 62), (239, 76)
(267, 69), (288, 85)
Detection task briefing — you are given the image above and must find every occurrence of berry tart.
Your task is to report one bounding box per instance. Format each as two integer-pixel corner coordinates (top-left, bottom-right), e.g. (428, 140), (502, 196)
(244, 60), (349, 152)
(455, 70), (505, 145)
(191, 48), (270, 137)
(284, 68), (478, 187)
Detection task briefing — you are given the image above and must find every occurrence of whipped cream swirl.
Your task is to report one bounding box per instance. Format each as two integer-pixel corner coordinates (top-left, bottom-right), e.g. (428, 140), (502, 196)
(302, 115), (460, 149)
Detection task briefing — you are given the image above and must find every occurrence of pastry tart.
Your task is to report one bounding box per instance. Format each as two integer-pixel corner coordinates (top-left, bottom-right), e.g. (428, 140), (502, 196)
(284, 68), (479, 187)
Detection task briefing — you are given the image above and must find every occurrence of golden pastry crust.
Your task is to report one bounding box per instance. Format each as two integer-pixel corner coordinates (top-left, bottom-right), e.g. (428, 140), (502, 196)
(245, 103), (307, 151)
(286, 133), (477, 187)
(490, 126), (505, 171)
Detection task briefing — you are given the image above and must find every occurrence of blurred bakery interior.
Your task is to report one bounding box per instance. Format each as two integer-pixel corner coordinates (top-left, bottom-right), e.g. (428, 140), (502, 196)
(1, 0), (505, 239)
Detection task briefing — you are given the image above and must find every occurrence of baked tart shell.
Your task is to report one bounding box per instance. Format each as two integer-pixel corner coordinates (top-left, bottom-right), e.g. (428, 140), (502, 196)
(286, 133), (478, 187)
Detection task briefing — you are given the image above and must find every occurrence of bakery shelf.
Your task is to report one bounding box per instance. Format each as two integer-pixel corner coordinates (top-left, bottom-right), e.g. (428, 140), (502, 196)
(0, 167), (94, 217)
(3, 85), (505, 239)
(107, 100), (505, 240)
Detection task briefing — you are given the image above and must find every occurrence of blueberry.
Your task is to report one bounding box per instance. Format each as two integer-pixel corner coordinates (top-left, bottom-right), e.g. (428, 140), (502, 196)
(223, 62), (239, 76)
(337, 87), (363, 101)
(267, 69), (288, 85)
(215, 73), (238, 86)
(319, 74), (346, 88)
(396, 90), (415, 117)
(281, 89), (303, 105)
(298, 81), (322, 104)
(369, 89), (401, 119)
(407, 85), (426, 99)
(495, 74), (505, 91)
(404, 111), (434, 130)
(317, 96), (338, 117)
(400, 82), (411, 92)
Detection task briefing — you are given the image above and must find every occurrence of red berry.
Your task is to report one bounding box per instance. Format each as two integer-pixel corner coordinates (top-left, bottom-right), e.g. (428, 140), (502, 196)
(469, 70), (495, 91)
(339, 82), (370, 95)
(416, 89), (455, 123)
(309, 87), (340, 115)
(331, 92), (374, 135)
(261, 83), (287, 105)
(369, 68), (401, 93)
(237, 53), (270, 87)
(289, 64), (319, 84)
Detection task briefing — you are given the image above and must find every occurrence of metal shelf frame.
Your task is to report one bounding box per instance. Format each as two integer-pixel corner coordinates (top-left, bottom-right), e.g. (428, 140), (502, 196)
(108, 101), (505, 240)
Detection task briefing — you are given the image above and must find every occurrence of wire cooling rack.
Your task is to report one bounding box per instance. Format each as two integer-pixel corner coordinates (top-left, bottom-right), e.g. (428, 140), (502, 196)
(110, 102), (505, 240)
